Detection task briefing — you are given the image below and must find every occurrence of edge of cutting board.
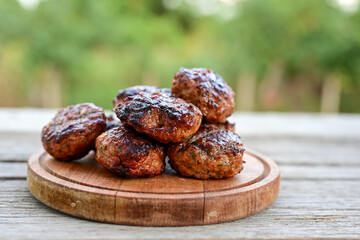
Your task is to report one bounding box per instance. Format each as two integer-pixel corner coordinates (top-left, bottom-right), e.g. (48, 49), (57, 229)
(27, 149), (280, 226)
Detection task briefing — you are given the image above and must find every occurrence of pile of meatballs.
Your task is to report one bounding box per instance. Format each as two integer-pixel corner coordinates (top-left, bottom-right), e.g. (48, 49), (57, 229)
(42, 68), (245, 180)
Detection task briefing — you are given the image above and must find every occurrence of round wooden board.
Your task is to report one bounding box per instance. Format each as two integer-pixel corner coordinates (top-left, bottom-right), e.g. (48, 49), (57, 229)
(27, 149), (280, 226)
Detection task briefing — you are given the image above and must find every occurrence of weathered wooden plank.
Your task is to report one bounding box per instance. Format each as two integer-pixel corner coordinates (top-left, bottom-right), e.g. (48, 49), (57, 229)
(231, 112), (360, 139)
(0, 132), (42, 162)
(1, 161), (360, 181)
(0, 162), (26, 179)
(0, 180), (359, 239)
(279, 165), (360, 180)
(245, 136), (360, 166)
(0, 108), (56, 133)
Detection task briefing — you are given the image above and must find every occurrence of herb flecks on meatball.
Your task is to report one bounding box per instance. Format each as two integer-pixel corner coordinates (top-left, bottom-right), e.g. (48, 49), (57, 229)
(167, 124), (245, 179)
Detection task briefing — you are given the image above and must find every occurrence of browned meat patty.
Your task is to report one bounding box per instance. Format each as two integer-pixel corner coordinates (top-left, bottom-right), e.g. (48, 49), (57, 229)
(106, 115), (121, 130)
(202, 120), (235, 132)
(115, 92), (202, 144)
(42, 103), (106, 161)
(167, 124), (245, 179)
(171, 68), (235, 123)
(113, 85), (171, 108)
(95, 125), (165, 178)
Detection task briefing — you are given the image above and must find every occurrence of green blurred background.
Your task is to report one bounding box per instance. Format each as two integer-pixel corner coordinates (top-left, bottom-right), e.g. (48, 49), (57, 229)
(1, 0), (360, 112)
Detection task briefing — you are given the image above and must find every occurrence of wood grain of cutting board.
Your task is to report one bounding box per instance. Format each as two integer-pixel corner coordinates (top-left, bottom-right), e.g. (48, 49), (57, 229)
(27, 149), (280, 226)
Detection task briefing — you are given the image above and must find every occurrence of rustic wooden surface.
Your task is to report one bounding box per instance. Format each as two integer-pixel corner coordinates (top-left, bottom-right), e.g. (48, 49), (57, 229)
(0, 108), (360, 239)
(27, 149), (279, 226)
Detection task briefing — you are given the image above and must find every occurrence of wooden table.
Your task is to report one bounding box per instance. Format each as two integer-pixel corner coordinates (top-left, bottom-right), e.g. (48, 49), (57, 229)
(1, 108), (359, 239)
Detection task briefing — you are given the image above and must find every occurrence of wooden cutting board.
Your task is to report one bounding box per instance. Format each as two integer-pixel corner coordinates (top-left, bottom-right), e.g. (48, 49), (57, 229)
(27, 149), (280, 226)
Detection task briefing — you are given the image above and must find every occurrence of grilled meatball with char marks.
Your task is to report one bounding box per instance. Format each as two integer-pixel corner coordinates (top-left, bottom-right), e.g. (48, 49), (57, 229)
(42, 103), (106, 161)
(95, 125), (165, 178)
(113, 85), (171, 108)
(172, 68), (235, 123)
(167, 124), (245, 179)
(115, 92), (202, 144)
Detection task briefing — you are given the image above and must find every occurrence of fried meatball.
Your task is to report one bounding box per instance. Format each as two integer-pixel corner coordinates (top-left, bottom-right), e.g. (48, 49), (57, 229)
(113, 85), (171, 108)
(42, 103), (106, 161)
(115, 92), (202, 144)
(167, 124), (245, 179)
(106, 115), (121, 130)
(172, 68), (235, 123)
(95, 126), (165, 178)
(202, 120), (235, 132)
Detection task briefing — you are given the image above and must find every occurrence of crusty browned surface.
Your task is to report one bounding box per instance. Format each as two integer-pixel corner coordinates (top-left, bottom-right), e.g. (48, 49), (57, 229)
(115, 92), (202, 143)
(202, 120), (235, 132)
(172, 68), (235, 123)
(95, 125), (165, 178)
(41, 103), (106, 161)
(113, 85), (171, 108)
(167, 124), (245, 179)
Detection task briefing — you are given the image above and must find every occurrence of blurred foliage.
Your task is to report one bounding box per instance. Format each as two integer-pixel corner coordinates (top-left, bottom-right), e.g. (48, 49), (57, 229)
(0, 0), (359, 112)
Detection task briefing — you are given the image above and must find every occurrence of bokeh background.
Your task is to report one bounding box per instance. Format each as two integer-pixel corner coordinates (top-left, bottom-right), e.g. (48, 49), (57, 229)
(0, 0), (359, 112)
